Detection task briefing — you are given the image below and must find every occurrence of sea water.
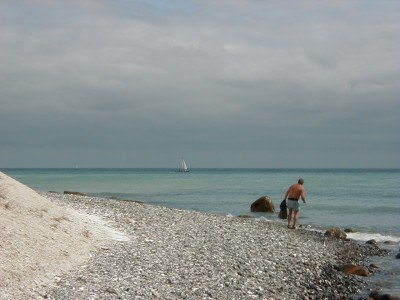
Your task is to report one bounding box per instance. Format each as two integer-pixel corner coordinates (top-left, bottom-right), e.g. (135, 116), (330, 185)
(2, 168), (399, 295)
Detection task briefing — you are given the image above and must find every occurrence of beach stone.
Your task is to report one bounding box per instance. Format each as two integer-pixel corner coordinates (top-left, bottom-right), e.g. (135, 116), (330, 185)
(250, 196), (275, 213)
(369, 263), (380, 269)
(369, 291), (400, 300)
(383, 241), (396, 245)
(36, 191), (389, 300)
(366, 239), (377, 245)
(324, 227), (347, 239)
(64, 191), (86, 196)
(238, 215), (250, 219)
(338, 264), (370, 277)
(344, 228), (355, 233)
(127, 200), (144, 204)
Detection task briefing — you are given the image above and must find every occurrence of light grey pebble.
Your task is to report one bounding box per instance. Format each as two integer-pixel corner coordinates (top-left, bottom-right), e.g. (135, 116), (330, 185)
(41, 192), (386, 300)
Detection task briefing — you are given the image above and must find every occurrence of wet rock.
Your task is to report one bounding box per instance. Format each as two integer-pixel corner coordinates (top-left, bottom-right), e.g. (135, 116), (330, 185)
(395, 253), (400, 259)
(366, 239), (377, 245)
(338, 264), (370, 277)
(278, 210), (287, 219)
(369, 263), (380, 269)
(324, 227), (347, 239)
(278, 200), (287, 219)
(369, 290), (400, 300)
(250, 196), (275, 212)
(344, 228), (355, 233)
(238, 215), (250, 219)
(64, 191), (86, 196)
(383, 241), (396, 245)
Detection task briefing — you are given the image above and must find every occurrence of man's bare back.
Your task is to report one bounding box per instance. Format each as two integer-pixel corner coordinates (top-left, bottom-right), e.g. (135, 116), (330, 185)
(286, 183), (305, 201)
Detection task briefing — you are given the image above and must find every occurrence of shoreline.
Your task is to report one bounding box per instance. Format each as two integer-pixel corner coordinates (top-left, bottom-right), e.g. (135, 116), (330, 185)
(42, 192), (386, 299)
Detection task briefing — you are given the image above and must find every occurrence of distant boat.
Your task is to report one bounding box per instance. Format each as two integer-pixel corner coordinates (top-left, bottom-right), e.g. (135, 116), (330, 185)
(177, 159), (190, 172)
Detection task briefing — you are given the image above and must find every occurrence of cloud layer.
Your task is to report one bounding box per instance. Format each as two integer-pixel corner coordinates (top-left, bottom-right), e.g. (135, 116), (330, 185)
(0, 0), (399, 168)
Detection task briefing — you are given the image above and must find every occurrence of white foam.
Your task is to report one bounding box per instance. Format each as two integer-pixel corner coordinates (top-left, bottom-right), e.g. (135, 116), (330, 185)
(255, 216), (273, 222)
(347, 232), (400, 243)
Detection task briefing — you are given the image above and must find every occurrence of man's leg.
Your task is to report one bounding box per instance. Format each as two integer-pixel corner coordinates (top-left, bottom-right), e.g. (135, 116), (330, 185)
(292, 210), (299, 229)
(287, 208), (293, 228)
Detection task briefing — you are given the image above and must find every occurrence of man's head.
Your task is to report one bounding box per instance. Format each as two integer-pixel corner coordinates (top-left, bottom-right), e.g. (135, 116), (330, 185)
(298, 178), (304, 185)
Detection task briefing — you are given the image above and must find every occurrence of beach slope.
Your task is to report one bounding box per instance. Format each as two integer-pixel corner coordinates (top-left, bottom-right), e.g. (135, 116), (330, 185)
(0, 172), (126, 299)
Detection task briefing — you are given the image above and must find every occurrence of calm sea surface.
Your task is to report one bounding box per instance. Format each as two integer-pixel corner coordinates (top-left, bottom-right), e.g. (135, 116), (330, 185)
(3, 168), (399, 237)
(2, 168), (399, 295)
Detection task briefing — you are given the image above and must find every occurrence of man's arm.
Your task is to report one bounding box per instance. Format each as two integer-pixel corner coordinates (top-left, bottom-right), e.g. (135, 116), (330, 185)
(301, 187), (306, 203)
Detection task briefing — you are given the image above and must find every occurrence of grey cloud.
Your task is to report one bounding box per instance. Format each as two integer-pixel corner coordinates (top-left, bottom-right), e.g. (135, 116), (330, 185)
(0, 0), (399, 168)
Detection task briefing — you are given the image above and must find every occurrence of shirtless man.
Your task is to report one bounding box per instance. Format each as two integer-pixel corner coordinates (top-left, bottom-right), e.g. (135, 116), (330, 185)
(283, 178), (306, 229)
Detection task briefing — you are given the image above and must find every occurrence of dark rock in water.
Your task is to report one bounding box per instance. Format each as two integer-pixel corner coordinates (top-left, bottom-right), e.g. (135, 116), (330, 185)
(64, 191), (86, 196)
(366, 239), (377, 245)
(123, 199), (145, 204)
(324, 227), (347, 239)
(395, 253), (400, 259)
(279, 199), (287, 211)
(250, 196), (275, 213)
(344, 228), (355, 233)
(278, 199), (287, 219)
(338, 264), (370, 277)
(278, 210), (287, 219)
(369, 291), (400, 300)
(369, 263), (380, 269)
(383, 240), (396, 245)
(238, 215), (250, 219)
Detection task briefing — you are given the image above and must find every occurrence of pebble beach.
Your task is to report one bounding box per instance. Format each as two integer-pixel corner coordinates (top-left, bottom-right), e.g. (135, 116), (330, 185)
(41, 192), (385, 300)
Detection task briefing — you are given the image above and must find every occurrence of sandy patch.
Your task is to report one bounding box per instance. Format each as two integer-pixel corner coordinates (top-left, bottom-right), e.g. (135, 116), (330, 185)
(0, 172), (128, 299)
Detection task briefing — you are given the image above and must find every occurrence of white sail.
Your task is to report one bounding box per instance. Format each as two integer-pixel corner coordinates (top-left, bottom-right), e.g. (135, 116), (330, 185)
(179, 159), (189, 172)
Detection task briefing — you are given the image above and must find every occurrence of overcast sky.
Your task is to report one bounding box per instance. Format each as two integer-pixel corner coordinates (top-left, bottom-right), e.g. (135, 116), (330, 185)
(0, 0), (399, 168)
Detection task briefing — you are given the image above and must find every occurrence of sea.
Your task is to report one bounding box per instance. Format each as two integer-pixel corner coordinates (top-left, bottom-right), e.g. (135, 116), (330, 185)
(2, 168), (399, 296)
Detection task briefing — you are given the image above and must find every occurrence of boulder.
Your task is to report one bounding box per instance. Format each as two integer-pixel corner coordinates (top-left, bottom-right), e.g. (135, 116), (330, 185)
(338, 264), (370, 277)
(64, 191), (86, 196)
(366, 239), (377, 245)
(344, 228), (355, 233)
(324, 227), (347, 239)
(369, 291), (400, 300)
(250, 196), (275, 213)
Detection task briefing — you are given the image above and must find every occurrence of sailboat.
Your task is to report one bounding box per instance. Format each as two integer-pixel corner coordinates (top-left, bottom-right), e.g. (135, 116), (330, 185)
(178, 159), (190, 172)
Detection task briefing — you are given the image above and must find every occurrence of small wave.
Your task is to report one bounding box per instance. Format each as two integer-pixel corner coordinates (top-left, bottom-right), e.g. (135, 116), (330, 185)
(347, 232), (400, 243)
(255, 216), (273, 222)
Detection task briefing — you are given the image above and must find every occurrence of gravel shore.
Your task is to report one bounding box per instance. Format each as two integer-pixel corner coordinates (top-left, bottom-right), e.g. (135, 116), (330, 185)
(42, 193), (385, 300)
